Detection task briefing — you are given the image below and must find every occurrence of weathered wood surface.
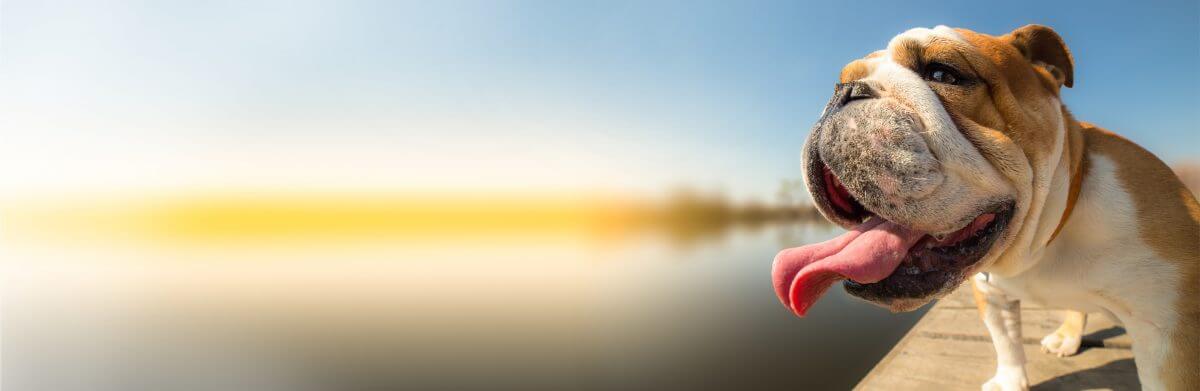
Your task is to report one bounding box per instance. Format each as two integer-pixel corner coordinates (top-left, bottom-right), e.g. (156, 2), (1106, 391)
(856, 283), (1139, 391)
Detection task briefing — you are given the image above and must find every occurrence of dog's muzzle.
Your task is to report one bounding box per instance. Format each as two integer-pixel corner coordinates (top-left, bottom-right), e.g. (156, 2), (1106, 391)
(805, 81), (944, 227)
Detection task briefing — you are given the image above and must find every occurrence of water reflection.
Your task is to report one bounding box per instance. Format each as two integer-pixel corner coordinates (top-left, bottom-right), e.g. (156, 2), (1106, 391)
(5, 199), (927, 391)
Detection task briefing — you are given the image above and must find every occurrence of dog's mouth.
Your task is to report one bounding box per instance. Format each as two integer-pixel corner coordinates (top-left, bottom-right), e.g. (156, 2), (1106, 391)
(841, 200), (1013, 307)
(771, 163), (1012, 317)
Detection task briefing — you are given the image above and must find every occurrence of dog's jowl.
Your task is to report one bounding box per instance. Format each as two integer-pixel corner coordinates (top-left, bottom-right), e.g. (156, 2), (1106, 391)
(771, 25), (1199, 391)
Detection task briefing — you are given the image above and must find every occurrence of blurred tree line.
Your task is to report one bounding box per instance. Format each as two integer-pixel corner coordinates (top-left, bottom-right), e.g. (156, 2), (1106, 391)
(635, 180), (825, 246)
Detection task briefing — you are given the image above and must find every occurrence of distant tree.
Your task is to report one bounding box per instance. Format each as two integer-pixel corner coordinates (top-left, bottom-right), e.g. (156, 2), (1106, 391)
(776, 179), (810, 207)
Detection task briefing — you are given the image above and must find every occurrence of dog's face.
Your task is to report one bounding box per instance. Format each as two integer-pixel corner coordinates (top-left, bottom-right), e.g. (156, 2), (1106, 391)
(803, 25), (1076, 311)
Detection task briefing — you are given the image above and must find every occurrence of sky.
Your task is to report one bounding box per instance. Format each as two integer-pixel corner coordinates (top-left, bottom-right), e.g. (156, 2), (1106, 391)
(2, 0), (1197, 201)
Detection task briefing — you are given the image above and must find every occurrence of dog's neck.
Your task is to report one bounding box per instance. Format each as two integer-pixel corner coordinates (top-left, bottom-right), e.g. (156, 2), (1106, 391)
(989, 106), (1089, 277)
(1047, 116), (1088, 244)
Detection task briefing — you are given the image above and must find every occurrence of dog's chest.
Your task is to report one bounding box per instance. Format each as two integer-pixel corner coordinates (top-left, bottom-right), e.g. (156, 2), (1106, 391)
(990, 153), (1178, 319)
(988, 264), (1105, 313)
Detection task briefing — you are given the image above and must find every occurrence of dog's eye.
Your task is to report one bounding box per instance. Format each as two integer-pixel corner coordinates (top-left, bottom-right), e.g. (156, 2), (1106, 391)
(924, 63), (961, 85)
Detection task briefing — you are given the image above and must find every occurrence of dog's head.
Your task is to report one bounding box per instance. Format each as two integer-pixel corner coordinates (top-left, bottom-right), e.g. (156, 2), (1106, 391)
(799, 25), (1077, 311)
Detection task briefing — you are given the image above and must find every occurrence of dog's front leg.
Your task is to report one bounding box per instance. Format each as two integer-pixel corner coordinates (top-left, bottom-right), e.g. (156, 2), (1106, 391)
(973, 273), (1029, 391)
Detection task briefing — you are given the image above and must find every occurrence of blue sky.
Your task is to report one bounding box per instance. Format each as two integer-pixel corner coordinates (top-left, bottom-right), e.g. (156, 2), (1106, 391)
(2, 1), (1196, 199)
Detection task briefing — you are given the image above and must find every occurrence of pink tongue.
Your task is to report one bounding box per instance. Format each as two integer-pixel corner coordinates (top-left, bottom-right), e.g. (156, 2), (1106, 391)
(771, 218), (925, 317)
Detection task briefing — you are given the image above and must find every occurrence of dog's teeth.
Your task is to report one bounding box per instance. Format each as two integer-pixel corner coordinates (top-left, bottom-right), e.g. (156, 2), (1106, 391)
(904, 265), (921, 275)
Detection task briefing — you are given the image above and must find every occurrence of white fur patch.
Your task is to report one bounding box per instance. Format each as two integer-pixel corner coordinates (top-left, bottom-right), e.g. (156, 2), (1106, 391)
(887, 25), (967, 48)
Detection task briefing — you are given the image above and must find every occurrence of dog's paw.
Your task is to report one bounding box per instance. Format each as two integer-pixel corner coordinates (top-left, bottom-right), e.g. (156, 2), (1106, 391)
(982, 367), (1029, 391)
(1040, 329), (1082, 357)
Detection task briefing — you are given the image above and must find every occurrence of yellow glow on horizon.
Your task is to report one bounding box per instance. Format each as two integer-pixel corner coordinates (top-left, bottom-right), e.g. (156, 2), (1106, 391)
(3, 193), (652, 247)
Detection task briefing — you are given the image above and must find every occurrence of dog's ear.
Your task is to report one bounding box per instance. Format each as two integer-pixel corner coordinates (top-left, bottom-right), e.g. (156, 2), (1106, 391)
(1006, 24), (1074, 88)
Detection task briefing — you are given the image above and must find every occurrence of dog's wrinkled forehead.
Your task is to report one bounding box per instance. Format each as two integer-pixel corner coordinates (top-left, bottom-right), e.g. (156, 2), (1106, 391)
(839, 26), (971, 83)
(832, 25), (1070, 166)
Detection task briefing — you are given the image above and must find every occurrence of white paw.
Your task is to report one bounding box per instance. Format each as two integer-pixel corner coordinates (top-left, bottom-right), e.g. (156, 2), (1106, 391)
(1040, 330), (1082, 357)
(982, 367), (1029, 391)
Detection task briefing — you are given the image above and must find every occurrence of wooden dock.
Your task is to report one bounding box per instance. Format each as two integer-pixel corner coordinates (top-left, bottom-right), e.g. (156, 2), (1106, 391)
(855, 283), (1139, 390)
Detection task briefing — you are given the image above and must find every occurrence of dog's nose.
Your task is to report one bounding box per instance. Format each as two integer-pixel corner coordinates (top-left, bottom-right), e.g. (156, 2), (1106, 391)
(836, 81), (878, 106)
(814, 80), (881, 128)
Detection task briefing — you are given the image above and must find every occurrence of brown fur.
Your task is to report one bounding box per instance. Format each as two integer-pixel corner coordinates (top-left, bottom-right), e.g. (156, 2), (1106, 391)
(839, 59), (870, 83)
(1049, 116), (1088, 243)
(1084, 124), (1200, 390)
(953, 27), (1064, 168)
(1007, 25), (1074, 88)
(972, 280), (988, 320)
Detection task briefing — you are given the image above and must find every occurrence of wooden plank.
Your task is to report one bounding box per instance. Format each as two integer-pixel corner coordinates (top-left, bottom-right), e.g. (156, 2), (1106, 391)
(855, 284), (1139, 391)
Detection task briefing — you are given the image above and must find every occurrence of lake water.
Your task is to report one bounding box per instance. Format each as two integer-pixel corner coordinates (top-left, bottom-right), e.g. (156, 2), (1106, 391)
(6, 222), (928, 391)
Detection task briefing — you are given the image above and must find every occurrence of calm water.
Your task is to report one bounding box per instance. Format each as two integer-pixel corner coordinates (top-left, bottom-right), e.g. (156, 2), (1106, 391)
(7, 222), (928, 391)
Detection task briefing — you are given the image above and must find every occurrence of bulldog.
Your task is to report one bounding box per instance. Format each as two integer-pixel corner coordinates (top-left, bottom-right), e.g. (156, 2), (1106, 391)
(771, 25), (1198, 390)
